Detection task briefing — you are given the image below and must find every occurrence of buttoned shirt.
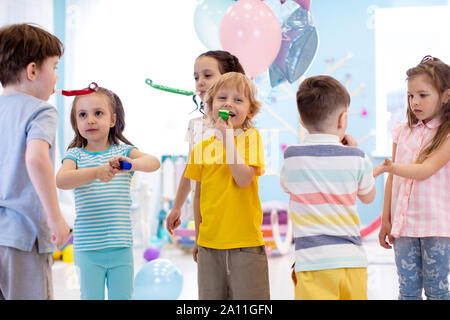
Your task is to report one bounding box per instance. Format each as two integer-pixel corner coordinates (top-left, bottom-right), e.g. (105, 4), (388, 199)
(390, 119), (450, 237)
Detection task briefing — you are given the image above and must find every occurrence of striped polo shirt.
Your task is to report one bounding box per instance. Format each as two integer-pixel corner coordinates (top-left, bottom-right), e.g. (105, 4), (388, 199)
(63, 144), (135, 251)
(280, 134), (375, 272)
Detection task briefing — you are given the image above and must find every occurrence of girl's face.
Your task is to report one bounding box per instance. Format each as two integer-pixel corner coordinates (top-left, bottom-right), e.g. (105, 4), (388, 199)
(75, 93), (116, 146)
(408, 74), (442, 122)
(211, 84), (253, 129)
(194, 56), (222, 101)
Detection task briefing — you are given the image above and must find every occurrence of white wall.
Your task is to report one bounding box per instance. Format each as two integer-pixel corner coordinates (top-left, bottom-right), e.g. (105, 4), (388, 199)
(374, 5), (450, 156)
(64, 0), (207, 158)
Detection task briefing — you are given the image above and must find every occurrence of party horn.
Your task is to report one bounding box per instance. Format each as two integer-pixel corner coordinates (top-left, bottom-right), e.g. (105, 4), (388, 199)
(145, 79), (195, 96)
(218, 109), (230, 121)
(56, 82), (99, 96)
(119, 160), (132, 170)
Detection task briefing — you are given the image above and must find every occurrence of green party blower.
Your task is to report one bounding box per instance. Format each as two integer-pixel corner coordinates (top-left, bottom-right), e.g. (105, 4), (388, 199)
(218, 109), (230, 121)
(145, 78), (195, 96)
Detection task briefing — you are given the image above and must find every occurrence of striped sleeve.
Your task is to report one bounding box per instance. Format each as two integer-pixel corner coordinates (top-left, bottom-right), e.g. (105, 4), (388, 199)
(357, 154), (375, 195)
(62, 147), (80, 165)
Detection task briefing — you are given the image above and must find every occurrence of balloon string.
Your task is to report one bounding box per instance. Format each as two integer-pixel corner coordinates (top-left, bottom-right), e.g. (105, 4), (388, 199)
(145, 78), (195, 96)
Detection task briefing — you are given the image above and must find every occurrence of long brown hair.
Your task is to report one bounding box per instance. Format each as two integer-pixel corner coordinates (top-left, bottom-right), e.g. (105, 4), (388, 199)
(198, 50), (245, 75)
(406, 56), (450, 163)
(68, 87), (133, 149)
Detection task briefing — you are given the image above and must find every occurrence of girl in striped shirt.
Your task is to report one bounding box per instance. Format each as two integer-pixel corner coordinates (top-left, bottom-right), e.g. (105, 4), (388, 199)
(374, 56), (450, 300)
(56, 87), (160, 299)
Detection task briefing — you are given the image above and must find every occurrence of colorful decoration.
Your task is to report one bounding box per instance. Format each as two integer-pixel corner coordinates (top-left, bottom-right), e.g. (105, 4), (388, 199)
(268, 6), (318, 87)
(133, 259), (183, 300)
(219, 0), (282, 78)
(292, 0), (311, 11)
(193, 0), (234, 50)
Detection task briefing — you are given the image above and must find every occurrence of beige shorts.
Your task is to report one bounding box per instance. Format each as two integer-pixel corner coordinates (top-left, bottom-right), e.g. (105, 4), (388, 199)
(0, 242), (53, 300)
(197, 245), (270, 300)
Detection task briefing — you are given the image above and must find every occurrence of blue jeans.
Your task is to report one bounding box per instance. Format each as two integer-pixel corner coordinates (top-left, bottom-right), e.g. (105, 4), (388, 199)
(74, 247), (134, 300)
(394, 237), (449, 300)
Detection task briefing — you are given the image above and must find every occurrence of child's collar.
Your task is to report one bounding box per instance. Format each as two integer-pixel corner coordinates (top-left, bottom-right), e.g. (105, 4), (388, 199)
(303, 133), (340, 145)
(413, 116), (441, 129)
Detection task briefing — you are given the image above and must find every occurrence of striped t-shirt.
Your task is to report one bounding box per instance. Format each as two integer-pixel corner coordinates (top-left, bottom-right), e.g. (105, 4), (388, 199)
(63, 144), (135, 251)
(280, 134), (375, 272)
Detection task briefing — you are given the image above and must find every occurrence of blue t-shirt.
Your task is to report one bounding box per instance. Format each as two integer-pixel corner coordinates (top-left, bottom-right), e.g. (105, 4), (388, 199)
(62, 144), (136, 251)
(0, 93), (58, 253)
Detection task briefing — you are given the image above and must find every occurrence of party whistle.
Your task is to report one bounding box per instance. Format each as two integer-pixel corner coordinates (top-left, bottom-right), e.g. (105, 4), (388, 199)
(56, 82), (99, 96)
(119, 160), (132, 170)
(145, 79), (195, 96)
(218, 109), (230, 121)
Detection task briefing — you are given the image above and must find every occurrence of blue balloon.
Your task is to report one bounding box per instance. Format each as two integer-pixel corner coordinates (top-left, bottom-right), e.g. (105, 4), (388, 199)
(133, 259), (183, 300)
(269, 7), (319, 87)
(193, 0), (234, 50)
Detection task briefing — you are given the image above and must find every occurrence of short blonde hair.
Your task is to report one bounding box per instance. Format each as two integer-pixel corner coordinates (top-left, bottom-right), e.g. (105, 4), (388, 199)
(205, 72), (261, 130)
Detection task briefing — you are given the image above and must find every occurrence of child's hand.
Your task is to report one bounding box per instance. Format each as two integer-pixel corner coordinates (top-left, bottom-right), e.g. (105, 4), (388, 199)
(95, 164), (119, 182)
(341, 134), (358, 146)
(193, 242), (199, 263)
(373, 158), (393, 178)
(109, 156), (134, 171)
(166, 208), (182, 235)
(48, 217), (71, 250)
(378, 219), (394, 249)
(214, 116), (233, 141)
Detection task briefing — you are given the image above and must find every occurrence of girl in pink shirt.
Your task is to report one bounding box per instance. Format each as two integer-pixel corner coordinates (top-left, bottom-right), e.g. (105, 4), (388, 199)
(374, 56), (450, 300)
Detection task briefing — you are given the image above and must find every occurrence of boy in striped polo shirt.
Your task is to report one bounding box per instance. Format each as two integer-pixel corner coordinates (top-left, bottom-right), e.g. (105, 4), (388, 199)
(280, 75), (376, 300)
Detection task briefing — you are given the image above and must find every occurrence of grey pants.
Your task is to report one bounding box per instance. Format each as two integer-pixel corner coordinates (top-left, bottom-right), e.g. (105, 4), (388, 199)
(0, 242), (53, 300)
(197, 245), (270, 300)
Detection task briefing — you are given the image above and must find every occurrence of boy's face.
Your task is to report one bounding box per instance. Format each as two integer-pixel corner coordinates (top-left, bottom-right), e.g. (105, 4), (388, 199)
(211, 84), (253, 129)
(34, 56), (59, 101)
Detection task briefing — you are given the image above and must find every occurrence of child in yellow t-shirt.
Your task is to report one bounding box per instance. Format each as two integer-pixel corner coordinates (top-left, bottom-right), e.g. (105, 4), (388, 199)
(185, 72), (269, 300)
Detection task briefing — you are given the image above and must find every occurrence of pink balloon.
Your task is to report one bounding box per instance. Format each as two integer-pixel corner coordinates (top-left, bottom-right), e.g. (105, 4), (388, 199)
(292, 0), (311, 11)
(219, 0), (282, 77)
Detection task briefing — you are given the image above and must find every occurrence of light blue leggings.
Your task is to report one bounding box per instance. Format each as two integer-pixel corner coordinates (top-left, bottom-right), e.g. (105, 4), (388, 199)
(74, 247), (134, 300)
(394, 237), (449, 300)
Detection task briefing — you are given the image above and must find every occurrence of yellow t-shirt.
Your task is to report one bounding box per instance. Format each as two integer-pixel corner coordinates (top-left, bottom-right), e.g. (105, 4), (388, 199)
(185, 127), (265, 249)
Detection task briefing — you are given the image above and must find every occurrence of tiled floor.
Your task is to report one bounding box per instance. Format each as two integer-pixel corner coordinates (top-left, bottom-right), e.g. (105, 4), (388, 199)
(52, 229), (400, 300)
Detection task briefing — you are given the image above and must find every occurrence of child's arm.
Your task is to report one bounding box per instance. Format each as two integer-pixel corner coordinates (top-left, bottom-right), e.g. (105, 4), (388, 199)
(109, 148), (160, 173)
(56, 159), (119, 189)
(378, 143), (396, 249)
(223, 134), (258, 188)
(166, 169), (191, 235)
(193, 181), (202, 263)
(357, 185), (376, 204)
(374, 137), (450, 180)
(379, 173), (394, 249)
(25, 139), (71, 248)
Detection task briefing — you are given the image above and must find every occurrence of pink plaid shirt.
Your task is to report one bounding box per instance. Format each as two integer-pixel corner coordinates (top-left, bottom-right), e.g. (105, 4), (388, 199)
(390, 118), (450, 237)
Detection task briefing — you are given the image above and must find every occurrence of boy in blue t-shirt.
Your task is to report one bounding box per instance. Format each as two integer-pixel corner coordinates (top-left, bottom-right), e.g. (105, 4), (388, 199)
(0, 23), (71, 299)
